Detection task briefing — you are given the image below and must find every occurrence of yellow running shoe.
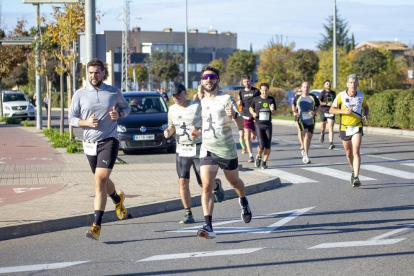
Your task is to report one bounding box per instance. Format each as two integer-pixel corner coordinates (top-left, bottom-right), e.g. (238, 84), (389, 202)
(115, 190), (127, 220)
(86, 223), (101, 240)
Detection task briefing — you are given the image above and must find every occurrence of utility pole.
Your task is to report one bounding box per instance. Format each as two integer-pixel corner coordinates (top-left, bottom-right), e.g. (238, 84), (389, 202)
(35, 3), (42, 129)
(85, 0), (96, 64)
(184, 0), (188, 89)
(121, 0), (130, 91)
(333, 0), (337, 88)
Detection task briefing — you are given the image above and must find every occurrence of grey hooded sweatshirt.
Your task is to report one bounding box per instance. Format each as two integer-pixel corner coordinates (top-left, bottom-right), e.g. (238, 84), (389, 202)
(69, 82), (130, 142)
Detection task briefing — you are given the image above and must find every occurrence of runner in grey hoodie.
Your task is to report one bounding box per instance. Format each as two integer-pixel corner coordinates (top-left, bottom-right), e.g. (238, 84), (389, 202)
(69, 58), (131, 240)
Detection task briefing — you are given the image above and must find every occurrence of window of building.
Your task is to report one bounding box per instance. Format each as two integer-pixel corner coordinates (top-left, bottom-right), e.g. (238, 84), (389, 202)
(188, 64), (196, 72)
(114, 64), (120, 73)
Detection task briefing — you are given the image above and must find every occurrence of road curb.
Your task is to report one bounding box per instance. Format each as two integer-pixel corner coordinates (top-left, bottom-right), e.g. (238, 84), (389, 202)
(0, 177), (281, 241)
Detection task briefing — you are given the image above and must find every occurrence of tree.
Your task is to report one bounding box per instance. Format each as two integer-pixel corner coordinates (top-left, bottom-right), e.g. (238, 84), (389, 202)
(256, 36), (295, 88)
(127, 64), (148, 83)
(317, 10), (352, 52)
(145, 52), (181, 87)
(353, 48), (387, 88)
(4, 66), (28, 89)
(313, 48), (355, 90)
(225, 50), (256, 85)
(209, 58), (226, 74)
(285, 49), (319, 87)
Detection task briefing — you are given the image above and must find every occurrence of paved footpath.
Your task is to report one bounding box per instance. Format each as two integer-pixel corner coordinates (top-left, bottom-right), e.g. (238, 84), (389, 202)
(0, 123), (280, 241)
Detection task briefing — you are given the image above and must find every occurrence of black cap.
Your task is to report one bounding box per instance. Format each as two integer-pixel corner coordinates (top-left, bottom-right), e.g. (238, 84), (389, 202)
(171, 83), (186, 95)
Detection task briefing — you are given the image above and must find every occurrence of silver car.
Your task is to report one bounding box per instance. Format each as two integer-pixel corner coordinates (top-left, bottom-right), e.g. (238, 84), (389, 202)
(1, 91), (36, 120)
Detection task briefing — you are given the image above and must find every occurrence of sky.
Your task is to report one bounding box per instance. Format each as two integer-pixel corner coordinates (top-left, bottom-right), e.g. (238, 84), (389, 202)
(1, 0), (414, 52)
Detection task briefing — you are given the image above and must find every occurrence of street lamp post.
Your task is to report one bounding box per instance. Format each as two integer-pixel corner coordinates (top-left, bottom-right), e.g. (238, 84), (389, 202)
(184, 0), (188, 88)
(333, 0), (337, 88)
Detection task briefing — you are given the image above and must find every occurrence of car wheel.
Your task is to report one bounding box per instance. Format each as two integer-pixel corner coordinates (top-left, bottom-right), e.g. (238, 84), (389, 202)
(123, 149), (133, 155)
(167, 144), (176, 154)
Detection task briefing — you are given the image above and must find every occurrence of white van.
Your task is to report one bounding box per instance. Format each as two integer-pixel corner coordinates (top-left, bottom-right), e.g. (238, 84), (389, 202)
(1, 91), (36, 120)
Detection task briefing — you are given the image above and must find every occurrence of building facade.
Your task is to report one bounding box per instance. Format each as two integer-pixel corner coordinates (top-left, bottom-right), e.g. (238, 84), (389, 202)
(102, 28), (237, 89)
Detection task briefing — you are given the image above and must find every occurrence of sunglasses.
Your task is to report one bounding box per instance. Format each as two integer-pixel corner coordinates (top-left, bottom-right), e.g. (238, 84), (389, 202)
(201, 74), (218, 80)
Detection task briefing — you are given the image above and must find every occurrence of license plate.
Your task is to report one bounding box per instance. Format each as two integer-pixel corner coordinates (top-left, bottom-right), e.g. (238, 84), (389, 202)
(134, 134), (154, 141)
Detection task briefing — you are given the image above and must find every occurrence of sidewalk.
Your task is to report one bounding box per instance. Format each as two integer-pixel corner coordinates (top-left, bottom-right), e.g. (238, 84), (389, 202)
(0, 124), (280, 241)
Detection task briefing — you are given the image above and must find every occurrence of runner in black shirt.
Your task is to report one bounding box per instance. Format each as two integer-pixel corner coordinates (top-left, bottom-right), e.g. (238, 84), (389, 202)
(239, 75), (260, 163)
(249, 83), (277, 169)
(318, 80), (336, 150)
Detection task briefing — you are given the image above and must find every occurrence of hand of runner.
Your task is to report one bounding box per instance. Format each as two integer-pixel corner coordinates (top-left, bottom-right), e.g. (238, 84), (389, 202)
(309, 110), (314, 116)
(109, 106), (119, 120)
(225, 105), (233, 117)
(270, 104), (275, 111)
(345, 108), (352, 115)
(190, 126), (200, 140)
(164, 128), (171, 138)
(87, 114), (98, 128)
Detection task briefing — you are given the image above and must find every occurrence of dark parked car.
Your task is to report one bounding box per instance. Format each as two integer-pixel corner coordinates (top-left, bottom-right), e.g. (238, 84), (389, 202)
(117, 91), (176, 154)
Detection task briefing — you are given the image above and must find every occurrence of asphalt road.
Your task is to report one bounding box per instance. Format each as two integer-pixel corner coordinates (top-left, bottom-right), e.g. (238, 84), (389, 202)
(3, 109), (413, 275)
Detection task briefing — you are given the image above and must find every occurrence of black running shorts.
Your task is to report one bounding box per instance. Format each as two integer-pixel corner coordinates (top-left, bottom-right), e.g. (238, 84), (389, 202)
(255, 123), (272, 150)
(176, 154), (202, 186)
(86, 137), (119, 174)
(200, 151), (238, 171)
(298, 123), (315, 134)
(340, 127), (363, 141)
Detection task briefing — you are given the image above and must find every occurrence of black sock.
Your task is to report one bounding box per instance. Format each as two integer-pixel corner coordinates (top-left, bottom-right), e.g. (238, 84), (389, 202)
(109, 190), (121, 204)
(94, 210), (104, 226)
(204, 215), (212, 228)
(240, 196), (248, 207)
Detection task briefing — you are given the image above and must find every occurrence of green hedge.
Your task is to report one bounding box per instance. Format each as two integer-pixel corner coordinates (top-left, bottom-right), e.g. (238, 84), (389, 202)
(367, 89), (414, 129)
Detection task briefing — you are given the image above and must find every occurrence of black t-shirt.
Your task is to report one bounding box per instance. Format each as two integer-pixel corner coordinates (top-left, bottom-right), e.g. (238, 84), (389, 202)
(239, 87), (260, 117)
(251, 96), (277, 125)
(318, 90), (336, 113)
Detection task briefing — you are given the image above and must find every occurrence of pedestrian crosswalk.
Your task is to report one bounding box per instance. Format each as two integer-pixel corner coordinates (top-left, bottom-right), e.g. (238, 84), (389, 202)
(258, 163), (414, 184)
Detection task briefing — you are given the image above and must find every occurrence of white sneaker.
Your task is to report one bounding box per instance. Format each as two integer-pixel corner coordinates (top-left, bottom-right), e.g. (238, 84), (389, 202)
(302, 155), (311, 164)
(301, 148), (305, 157)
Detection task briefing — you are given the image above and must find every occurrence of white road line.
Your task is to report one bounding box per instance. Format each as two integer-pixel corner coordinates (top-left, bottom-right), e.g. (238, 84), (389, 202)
(308, 239), (405, 249)
(402, 163), (414, 167)
(138, 248), (263, 262)
(365, 155), (397, 161)
(302, 167), (376, 182)
(369, 223), (414, 241)
(361, 164), (414, 179)
(260, 169), (318, 184)
(0, 261), (89, 274)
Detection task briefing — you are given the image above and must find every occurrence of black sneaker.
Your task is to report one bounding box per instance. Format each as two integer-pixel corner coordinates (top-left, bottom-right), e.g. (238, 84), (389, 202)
(179, 212), (195, 224)
(255, 155), (261, 168)
(329, 144), (335, 150)
(319, 134), (324, 143)
(351, 170), (355, 184)
(353, 176), (361, 187)
(239, 198), (252, 223)
(213, 178), (225, 203)
(197, 224), (216, 239)
(261, 162), (268, 169)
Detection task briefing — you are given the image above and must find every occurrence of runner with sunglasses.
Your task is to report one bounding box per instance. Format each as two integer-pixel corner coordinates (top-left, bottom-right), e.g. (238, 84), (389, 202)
(191, 66), (253, 239)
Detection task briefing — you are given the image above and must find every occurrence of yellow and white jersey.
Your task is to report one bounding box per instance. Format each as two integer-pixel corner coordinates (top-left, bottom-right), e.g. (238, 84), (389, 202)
(332, 90), (367, 131)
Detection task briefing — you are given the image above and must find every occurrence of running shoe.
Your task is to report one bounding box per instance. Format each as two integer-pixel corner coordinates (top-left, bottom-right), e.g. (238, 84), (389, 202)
(301, 148), (305, 157)
(261, 162), (268, 170)
(115, 190), (127, 220)
(329, 144), (335, 150)
(241, 148), (246, 154)
(248, 156), (254, 163)
(239, 198), (252, 223)
(213, 178), (226, 203)
(319, 134), (324, 143)
(255, 155), (262, 168)
(179, 212), (195, 224)
(302, 155), (311, 164)
(86, 223), (101, 241)
(351, 170), (355, 184)
(353, 176), (361, 187)
(197, 224), (216, 239)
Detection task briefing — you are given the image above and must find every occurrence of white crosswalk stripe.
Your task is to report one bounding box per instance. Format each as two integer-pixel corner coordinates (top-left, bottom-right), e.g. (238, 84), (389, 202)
(260, 169), (318, 184)
(302, 167), (376, 182)
(401, 163), (414, 167)
(361, 165), (414, 179)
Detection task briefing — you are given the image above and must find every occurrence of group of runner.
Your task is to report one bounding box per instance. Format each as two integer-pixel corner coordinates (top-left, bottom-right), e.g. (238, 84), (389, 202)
(69, 58), (368, 241)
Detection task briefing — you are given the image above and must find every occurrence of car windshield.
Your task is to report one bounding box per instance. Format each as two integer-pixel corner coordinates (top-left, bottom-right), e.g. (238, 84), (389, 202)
(125, 96), (168, 114)
(3, 94), (27, 102)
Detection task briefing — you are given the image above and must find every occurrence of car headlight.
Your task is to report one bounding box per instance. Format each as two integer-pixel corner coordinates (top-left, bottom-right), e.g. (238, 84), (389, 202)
(29, 104), (35, 109)
(4, 106), (11, 110)
(161, 123), (168, 130)
(117, 125), (127, 133)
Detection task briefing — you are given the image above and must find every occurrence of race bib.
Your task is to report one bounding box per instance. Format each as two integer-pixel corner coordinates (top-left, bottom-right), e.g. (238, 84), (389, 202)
(259, 112), (270, 121)
(83, 140), (97, 156)
(345, 125), (359, 136)
(324, 113), (334, 118)
(301, 112), (312, 120)
(179, 144), (197, 157)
